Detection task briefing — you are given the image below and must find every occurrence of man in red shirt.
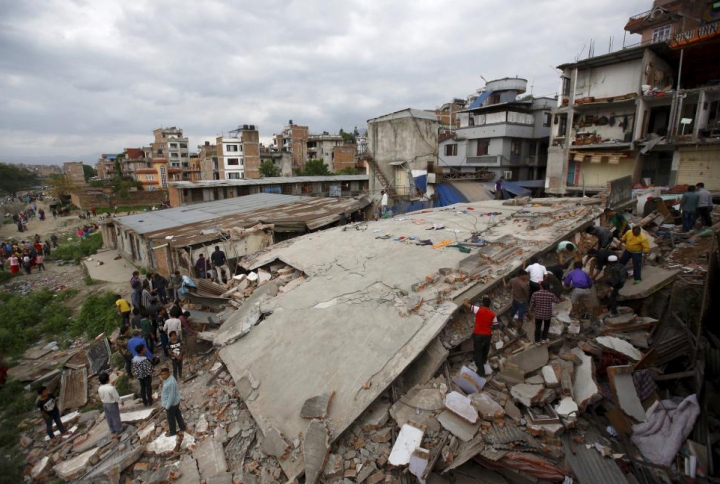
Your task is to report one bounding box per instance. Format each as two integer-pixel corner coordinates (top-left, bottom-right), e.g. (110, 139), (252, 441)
(463, 297), (497, 375)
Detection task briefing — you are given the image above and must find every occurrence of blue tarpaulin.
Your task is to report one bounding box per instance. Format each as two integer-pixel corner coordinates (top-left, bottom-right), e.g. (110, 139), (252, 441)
(499, 180), (531, 198)
(466, 91), (493, 110)
(414, 175), (427, 193)
(435, 183), (468, 207)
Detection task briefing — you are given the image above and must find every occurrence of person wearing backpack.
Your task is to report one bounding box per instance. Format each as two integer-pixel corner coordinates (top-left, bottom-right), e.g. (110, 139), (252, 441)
(601, 255), (627, 316)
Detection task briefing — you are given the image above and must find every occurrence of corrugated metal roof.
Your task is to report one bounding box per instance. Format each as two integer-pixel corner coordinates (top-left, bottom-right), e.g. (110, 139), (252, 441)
(113, 193), (307, 235)
(562, 435), (630, 484)
(169, 175), (368, 189)
(145, 196), (371, 247)
(59, 367), (88, 413)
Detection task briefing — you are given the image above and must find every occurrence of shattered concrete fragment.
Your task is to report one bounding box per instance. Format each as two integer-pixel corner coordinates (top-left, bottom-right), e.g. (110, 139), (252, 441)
(452, 366), (486, 395)
(120, 407), (155, 424)
(300, 391), (334, 419)
(359, 402), (391, 431)
(595, 336), (642, 361)
(408, 447), (429, 484)
(444, 391), (478, 423)
(436, 410), (480, 442)
(510, 384), (545, 407)
(84, 444), (146, 483)
(30, 456), (51, 481)
(195, 413), (209, 434)
(504, 400), (522, 423)
(53, 447), (99, 480)
(304, 419), (331, 484)
(571, 347), (601, 411)
(388, 423), (425, 467)
(146, 432), (196, 456)
(175, 456), (201, 484)
(195, 438), (229, 480)
(555, 397), (579, 419)
(391, 387), (444, 428)
(471, 392), (505, 421)
(138, 424), (156, 442)
(542, 365), (560, 387)
(323, 453), (344, 478)
(506, 345), (549, 376)
(262, 427), (291, 460)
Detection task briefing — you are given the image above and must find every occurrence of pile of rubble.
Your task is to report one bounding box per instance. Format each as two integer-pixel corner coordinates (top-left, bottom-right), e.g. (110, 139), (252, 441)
(10, 198), (720, 483)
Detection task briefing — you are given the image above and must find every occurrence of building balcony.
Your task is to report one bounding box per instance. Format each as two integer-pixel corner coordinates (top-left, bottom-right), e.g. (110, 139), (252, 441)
(467, 155), (502, 165)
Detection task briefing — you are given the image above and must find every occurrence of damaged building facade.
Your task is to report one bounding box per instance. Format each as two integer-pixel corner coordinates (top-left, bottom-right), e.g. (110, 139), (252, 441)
(546, 0), (720, 194)
(100, 193), (370, 275)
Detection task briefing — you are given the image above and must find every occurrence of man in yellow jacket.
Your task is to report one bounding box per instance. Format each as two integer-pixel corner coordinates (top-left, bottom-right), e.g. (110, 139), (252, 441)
(619, 226), (651, 284)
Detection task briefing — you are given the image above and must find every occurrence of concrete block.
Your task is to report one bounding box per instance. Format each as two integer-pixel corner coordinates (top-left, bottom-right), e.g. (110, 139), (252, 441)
(30, 456), (51, 481)
(554, 397), (579, 419)
(526, 422), (565, 438)
(195, 438), (228, 480)
(504, 399), (522, 423)
(388, 423), (424, 467)
(452, 366), (486, 395)
(436, 410), (480, 442)
(595, 336), (642, 361)
(357, 462), (378, 483)
(146, 432), (196, 456)
(323, 454), (344, 478)
(391, 388), (444, 428)
(505, 345), (549, 376)
(509, 384), (544, 407)
(444, 391), (478, 423)
(300, 391), (334, 419)
(408, 447), (429, 484)
(571, 347), (601, 411)
(359, 402), (391, 431)
(262, 427), (290, 459)
(54, 447), (99, 480)
(304, 419), (330, 484)
(471, 392), (505, 421)
(120, 407), (155, 424)
(542, 365), (560, 388)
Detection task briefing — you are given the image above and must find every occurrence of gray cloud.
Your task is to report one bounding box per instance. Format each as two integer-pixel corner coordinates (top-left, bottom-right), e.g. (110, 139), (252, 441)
(0, 0), (649, 164)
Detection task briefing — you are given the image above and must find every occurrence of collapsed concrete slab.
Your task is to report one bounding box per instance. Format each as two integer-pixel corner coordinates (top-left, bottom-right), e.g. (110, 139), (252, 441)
(453, 366), (486, 395)
(437, 410), (481, 442)
(83, 444), (146, 483)
(596, 336), (643, 361)
(618, 266), (680, 300)
(54, 447), (99, 480)
(444, 391), (478, 423)
(195, 438), (229, 480)
(571, 348), (601, 411)
(390, 387), (445, 428)
(120, 407), (156, 424)
(510, 384), (545, 407)
(146, 432), (196, 456)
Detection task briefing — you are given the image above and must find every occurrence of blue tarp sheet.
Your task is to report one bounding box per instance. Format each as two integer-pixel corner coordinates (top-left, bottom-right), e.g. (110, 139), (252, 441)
(466, 91), (493, 110)
(435, 183), (468, 207)
(414, 175), (427, 193)
(500, 180), (531, 198)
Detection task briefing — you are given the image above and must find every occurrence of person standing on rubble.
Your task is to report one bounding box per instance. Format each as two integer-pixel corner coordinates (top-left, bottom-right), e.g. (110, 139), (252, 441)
(680, 185), (700, 232)
(619, 226), (650, 285)
(504, 270), (529, 326)
(462, 297), (497, 375)
(169, 270), (182, 301)
(98, 372), (124, 435)
(195, 254), (209, 279)
(563, 261), (594, 319)
(37, 386), (69, 440)
(600, 255), (627, 316)
(525, 257), (548, 299)
(604, 208), (629, 238)
(132, 344), (154, 407)
(380, 190), (388, 215)
(159, 367), (186, 437)
(168, 332), (183, 379)
(696, 183), (714, 227)
(529, 281), (560, 344)
(211, 245), (231, 284)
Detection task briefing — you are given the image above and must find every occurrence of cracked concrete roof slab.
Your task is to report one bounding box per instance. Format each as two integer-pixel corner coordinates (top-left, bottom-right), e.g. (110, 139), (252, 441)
(218, 199), (597, 481)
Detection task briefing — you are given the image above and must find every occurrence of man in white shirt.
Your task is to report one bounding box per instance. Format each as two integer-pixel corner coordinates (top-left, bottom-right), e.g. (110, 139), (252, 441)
(696, 182), (714, 227)
(525, 256), (548, 298)
(98, 372), (124, 435)
(164, 317), (183, 341)
(380, 190), (388, 215)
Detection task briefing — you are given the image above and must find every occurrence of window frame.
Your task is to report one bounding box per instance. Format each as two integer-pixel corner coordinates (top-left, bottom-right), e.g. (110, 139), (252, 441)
(652, 24), (672, 43)
(227, 158), (240, 166)
(444, 144), (458, 156)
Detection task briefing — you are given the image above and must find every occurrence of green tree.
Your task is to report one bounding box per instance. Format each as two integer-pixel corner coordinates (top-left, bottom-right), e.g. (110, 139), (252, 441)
(339, 128), (356, 144)
(0, 162), (40, 195)
(301, 158), (331, 176)
(259, 160), (281, 178)
(336, 167), (359, 175)
(82, 164), (96, 181)
(47, 174), (73, 199)
(111, 176), (143, 198)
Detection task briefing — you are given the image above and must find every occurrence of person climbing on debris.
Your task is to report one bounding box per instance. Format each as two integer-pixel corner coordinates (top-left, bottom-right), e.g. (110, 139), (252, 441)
(556, 240), (581, 267)
(604, 208), (629, 238)
(585, 247), (617, 280)
(98, 372), (124, 435)
(36, 386), (68, 440)
(159, 367), (186, 437)
(620, 226), (650, 285)
(462, 296), (497, 376)
(563, 261), (594, 319)
(529, 281), (560, 344)
(115, 294), (132, 327)
(132, 344), (154, 407)
(600, 255), (627, 316)
(585, 225), (615, 250)
(503, 270), (529, 326)
(524, 256), (548, 299)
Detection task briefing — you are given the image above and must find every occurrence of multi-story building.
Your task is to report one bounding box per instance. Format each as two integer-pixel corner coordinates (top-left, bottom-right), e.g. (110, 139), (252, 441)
(95, 154), (116, 180)
(438, 78), (553, 181)
(366, 108), (439, 197)
(187, 153), (202, 182)
(435, 99), (467, 129)
(216, 124), (261, 180)
(273, 121), (309, 171)
(305, 133), (359, 172)
(152, 127), (189, 180)
(197, 142), (219, 181)
(63, 161), (86, 186)
(545, 0), (720, 194)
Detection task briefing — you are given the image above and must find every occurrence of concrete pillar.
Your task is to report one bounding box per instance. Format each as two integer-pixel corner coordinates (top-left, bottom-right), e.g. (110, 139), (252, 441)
(694, 90), (710, 139)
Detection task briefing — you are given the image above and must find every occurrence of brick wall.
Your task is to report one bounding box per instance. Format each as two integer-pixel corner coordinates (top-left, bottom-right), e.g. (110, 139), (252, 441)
(333, 145), (357, 172)
(71, 188), (168, 209)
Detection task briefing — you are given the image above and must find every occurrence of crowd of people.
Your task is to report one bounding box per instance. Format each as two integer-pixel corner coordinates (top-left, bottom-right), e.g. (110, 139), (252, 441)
(0, 235), (53, 275)
(465, 207), (664, 375)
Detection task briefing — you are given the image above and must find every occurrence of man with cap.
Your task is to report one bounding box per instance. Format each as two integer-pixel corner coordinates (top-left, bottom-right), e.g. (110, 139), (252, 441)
(601, 255), (628, 316)
(585, 247), (617, 280)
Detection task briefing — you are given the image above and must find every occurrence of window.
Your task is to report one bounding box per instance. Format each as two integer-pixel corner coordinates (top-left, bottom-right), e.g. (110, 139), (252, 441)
(511, 139), (522, 155)
(169, 143), (178, 149)
(146, 175), (154, 180)
(444, 144), (458, 156)
(180, 143), (187, 149)
(227, 173), (241, 179)
(529, 143), (537, 157)
(490, 93), (501, 105)
(652, 24), (672, 43)
(558, 115), (568, 137)
(543, 112), (552, 127)
(170, 152), (179, 158)
(477, 140), (489, 156)
(561, 77), (571, 97)
(227, 158), (240, 165)
(226, 144), (239, 152)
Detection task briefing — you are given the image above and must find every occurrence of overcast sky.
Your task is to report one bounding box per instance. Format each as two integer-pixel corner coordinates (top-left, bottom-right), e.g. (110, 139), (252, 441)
(0, 0), (647, 165)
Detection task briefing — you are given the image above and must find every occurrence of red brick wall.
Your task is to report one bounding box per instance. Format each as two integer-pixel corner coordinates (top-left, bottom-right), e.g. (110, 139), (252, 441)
(71, 189), (167, 209)
(333, 145), (357, 172)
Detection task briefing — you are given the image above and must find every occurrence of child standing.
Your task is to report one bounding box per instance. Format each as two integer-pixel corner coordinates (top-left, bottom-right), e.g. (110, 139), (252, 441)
(168, 331), (183, 379)
(35, 253), (46, 271)
(36, 386), (68, 439)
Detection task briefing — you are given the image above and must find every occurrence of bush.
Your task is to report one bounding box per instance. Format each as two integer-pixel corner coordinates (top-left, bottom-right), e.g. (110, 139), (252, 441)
(0, 380), (34, 454)
(115, 374), (132, 397)
(52, 233), (103, 262)
(72, 291), (119, 338)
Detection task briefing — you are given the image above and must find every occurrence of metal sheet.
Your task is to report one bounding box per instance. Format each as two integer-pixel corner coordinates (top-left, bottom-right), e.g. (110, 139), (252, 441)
(169, 175), (368, 190)
(562, 435), (630, 484)
(86, 339), (111, 376)
(59, 367), (88, 413)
